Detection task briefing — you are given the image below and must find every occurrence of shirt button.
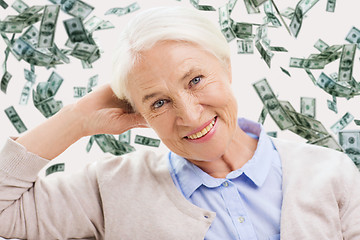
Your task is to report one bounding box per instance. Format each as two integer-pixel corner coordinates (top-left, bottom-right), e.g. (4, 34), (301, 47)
(222, 181), (229, 187)
(204, 214), (209, 219)
(238, 216), (245, 223)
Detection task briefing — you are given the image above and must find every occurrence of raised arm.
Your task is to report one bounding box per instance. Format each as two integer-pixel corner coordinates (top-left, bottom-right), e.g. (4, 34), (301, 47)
(0, 84), (148, 239)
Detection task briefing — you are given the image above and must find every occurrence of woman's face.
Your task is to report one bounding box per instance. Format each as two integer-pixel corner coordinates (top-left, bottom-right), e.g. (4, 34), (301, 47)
(127, 40), (239, 162)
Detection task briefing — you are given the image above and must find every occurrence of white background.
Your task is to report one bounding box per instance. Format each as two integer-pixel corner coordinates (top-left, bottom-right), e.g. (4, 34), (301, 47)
(0, 0), (360, 176)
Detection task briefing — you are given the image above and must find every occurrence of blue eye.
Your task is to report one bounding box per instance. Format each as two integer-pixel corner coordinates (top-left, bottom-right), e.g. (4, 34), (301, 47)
(189, 76), (202, 87)
(153, 99), (165, 109)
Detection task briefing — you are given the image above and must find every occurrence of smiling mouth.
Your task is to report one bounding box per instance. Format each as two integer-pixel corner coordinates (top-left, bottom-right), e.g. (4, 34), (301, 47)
(184, 116), (217, 140)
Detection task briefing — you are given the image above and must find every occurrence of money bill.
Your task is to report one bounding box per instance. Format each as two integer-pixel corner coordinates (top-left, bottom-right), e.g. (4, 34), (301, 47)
(87, 74), (98, 92)
(251, 0), (267, 7)
(314, 39), (329, 52)
(135, 135), (161, 147)
(119, 130), (131, 144)
(24, 68), (36, 83)
(309, 134), (343, 152)
(338, 44), (356, 82)
(95, 21), (115, 31)
(190, 0), (215, 11)
(269, 46), (288, 52)
(354, 120), (360, 126)
(280, 67), (291, 77)
(105, 2), (141, 16)
(11, 0), (28, 13)
(1, 71), (12, 93)
(289, 0), (319, 37)
(244, 0), (260, 14)
(63, 17), (91, 44)
(45, 163), (65, 176)
(280, 7), (294, 19)
(316, 72), (354, 98)
(0, 0), (8, 9)
(330, 112), (354, 134)
(286, 110), (328, 135)
(232, 22), (253, 39)
(59, 0), (94, 19)
(74, 86), (86, 97)
(227, 0), (237, 14)
(38, 5), (60, 48)
(218, 4), (236, 42)
(288, 125), (322, 142)
(327, 99), (338, 113)
(289, 57), (326, 69)
(345, 27), (360, 49)
(263, 0), (281, 27)
(267, 131), (277, 138)
(19, 81), (34, 105)
(0, 21), (25, 33)
(84, 16), (104, 33)
(255, 40), (273, 67)
(237, 39), (254, 54)
(4, 106), (27, 133)
(47, 71), (63, 96)
(258, 106), (268, 124)
(300, 97), (316, 118)
(326, 0), (336, 12)
(86, 136), (94, 152)
(253, 78), (295, 130)
(339, 130), (360, 166)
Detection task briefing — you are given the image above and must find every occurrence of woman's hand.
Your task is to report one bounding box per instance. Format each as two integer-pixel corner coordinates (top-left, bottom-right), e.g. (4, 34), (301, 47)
(74, 84), (149, 136)
(15, 84), (148, 160)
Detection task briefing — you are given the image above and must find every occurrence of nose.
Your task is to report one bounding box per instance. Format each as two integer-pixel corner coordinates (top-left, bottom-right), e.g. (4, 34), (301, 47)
(174, 93), (203, 126)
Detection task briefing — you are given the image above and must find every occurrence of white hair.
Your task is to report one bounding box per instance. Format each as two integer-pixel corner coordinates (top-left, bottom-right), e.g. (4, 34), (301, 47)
(110, 6), (230, 108)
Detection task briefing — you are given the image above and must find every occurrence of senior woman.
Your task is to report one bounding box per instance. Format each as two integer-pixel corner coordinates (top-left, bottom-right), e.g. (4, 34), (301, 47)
(0, 6), (360, 240)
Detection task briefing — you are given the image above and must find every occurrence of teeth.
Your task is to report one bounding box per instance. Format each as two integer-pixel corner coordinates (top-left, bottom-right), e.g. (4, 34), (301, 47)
(187, 117), (216, 140)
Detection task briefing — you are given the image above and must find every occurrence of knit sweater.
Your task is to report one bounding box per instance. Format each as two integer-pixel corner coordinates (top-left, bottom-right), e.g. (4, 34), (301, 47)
(0, 136), (359, 240)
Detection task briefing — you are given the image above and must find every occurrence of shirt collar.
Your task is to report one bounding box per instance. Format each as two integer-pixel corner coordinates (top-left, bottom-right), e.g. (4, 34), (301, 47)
(168, 117), (277, 199)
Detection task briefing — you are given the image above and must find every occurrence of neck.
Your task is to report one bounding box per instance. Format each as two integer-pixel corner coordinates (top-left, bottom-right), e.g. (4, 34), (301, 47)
(189, 126), (258, 178)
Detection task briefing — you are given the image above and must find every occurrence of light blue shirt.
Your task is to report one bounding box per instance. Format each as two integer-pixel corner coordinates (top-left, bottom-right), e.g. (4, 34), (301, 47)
(168, 118), (282, 240)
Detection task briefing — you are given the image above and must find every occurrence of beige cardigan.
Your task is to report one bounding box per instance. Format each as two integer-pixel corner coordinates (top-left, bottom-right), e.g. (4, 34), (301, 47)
(0, 137), (359, 240)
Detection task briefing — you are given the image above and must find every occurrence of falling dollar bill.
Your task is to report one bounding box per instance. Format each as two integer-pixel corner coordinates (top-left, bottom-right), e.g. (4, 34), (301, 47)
(84, 16), (104, 33)
(0, 71), (12, 93)
(300, 97), (316, 118)
(314, 39), (329, 52)
(4, 106), (27, 133)
(237, 39), (254, 54)
(316, 72), (354, 98)
(258, 106), (268, 124)
(269, 46), (288, 52)
(263, 0), (281, 27)
(63, 17), (90, 44)
(45, 163), (65, 176)
(135, 135), (161, 147)
(251, 0), (267, 7)
(330, 112), (354, 134)
(232, 22), (253, 39)
(345, 27), (360, 49)
(119, 130), (131, 144)
(338, 44), (356, 82)
(326, 0), (336, 12)
(58, 0), (94, 19)
(0, 0), (8, 9)
(327, 99), (338, 113)
(289, 57), (326, 69)
(280, 67), (291, 77)
(38, 5), (60, 48)
(227, 0), (238, 14)
(94, 134), (135, 155)
(19, 81), (34, 105)
(87, 74), (98, 93)
(255, 40), (273, 67)
(309, 134), (343, 152)
(354, 120), (360, 126)
(190, 0), (216, 11)
(218, 4), (236, 42)
(253, 78), (295, 130)
(267, 131), (277, 137)
(339, 130), (360, 167)
(73, 86), (86, 97)
(105, 2), (141, 16)
(86, 136), (94, 152)
(0, 21), (25, 33)
(244, 0), (260, 14)
(280, 7), (294, 19)
(11, 0), (28, 13)
(289, 0), (319, 37)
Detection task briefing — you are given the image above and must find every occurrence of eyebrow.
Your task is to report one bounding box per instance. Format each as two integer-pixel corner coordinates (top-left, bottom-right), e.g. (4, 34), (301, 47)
(141, 67), (199, 104)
